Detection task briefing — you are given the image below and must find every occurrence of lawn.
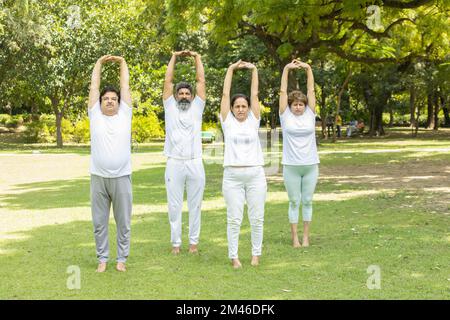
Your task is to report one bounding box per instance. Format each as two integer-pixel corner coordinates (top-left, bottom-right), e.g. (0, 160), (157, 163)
(0, 128), (449, 299)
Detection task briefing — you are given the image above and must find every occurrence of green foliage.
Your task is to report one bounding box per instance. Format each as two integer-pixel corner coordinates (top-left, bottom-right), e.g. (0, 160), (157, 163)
(2, 0), (450, 143)
(201, 121), (219, 132)
(61, 117), (74, 142)
(0, 114), (11, 124)
(23, 114), (55, 143)
(72, 117), (90, 143)
(132, 112), (164, 143)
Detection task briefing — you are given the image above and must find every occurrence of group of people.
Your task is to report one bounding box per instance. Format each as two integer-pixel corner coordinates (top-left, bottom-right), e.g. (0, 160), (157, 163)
(326, 114), (365, 138)
(88, 52), (319, 272)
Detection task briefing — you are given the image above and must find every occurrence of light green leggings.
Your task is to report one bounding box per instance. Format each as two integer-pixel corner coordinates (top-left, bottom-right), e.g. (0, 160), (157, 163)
(283, 164), (319, 223)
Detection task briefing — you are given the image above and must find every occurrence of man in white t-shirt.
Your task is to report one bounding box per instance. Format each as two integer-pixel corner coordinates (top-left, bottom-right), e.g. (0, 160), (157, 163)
(162, 50), (206, 255)
(88, 55), (133, 273)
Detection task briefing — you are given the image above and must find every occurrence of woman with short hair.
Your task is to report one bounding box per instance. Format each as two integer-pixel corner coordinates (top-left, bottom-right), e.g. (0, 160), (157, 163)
(279, 59), (320, 248)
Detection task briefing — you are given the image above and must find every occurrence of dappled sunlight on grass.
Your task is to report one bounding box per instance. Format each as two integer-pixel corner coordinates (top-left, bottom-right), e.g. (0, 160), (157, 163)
(0, 138), (449, 298)
(268, 190), (389, 202)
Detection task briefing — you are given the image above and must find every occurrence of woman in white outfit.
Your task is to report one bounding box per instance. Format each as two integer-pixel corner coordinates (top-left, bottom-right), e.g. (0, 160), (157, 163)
(279, 59), (319, 248)
(220, 60), (267, 269)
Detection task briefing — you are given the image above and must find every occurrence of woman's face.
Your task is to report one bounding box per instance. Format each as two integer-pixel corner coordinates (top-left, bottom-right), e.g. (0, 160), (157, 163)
(231, 97), (249, 122)
(290, 100), (306, 116)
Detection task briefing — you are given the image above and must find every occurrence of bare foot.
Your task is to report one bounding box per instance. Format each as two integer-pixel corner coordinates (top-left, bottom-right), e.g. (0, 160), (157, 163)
(251, 256), (260, 266)
(302, 237), (310, 247)
(172, 247), (181, 255)
(116, 262), (126, 272)
(293, 239), (302, 248)
(188, 244), (198, 254)
(231, 259), (242, 269)
(96, 262), (107, 273)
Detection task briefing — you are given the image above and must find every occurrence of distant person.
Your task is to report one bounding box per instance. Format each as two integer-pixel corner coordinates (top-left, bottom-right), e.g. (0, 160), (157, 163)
(347, 119), (358, 137)
(357, 119), (365, 134)
(162, 50), (206, 255)
(220, 60), (266, 268)
(279, 59), (320, 248)
(326, 114), (334, 137)
(336, 114), (342, 137)
(88, 55), (133, 273)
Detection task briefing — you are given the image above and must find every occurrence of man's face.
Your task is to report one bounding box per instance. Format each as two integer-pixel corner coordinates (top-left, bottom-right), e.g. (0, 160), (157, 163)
(100, 92), (119, 116)
(176, 88), (193, 111)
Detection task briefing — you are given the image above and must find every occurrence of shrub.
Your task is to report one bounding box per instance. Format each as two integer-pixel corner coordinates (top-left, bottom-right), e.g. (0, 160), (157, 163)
(61, 118), (74, 142)
(0, 114), (11, 125)
(132, 112), (164, 143)
(73, 117), (90, 143)
(202, 121), (220, 132)
(5, 118), (19, 128)
(23, 114), (56, 143)
(24, 121), (54, 143)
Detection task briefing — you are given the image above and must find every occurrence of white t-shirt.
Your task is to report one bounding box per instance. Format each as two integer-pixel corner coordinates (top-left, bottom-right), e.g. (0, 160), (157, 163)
(88, 101), (132, 178)
(280, 106), (320, 165)
(163, 95), (205, 160)
(220, 111), (264, 167)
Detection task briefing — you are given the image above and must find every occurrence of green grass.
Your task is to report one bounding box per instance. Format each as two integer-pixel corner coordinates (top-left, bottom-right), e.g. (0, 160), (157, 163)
(0, 134), (449, 299)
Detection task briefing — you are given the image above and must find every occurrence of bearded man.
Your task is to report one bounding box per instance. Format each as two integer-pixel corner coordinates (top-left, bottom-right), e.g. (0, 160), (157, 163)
(162, 50), (206, 255)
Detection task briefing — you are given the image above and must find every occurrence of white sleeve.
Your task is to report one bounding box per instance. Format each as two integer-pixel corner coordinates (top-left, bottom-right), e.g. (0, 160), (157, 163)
(119, 100), (132, 119)
(193, 95), (205, 118)
(219, 112), (233, 130)
(163, 95), (176, 110)
(306, 106), (316, 124)
(88, 101), (101, 119)
(249, 110), (260, 129)
(279, 106), (290, 119)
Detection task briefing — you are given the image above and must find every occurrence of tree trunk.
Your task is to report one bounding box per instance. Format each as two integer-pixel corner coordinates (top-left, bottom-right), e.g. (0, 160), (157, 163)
(426, 92), (434, 129)
(320, 83), (327, 139)
(439, 94), (449, 127)
(413, 101), (422, 137)
(270, 105), (277, 130)
(409, 85), (416, 127)
(389, 106), (394, 128)
(51, 96), (63, 148)
(332, 69), (352, 142)
(30, 98), (39, 121)
(433, 90), (440, 130)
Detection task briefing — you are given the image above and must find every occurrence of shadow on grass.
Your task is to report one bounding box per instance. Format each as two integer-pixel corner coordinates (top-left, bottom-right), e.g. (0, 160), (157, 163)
(1, 192), (450, 299)
(0, 163), (226, 211)
(0, 206), (287, 299)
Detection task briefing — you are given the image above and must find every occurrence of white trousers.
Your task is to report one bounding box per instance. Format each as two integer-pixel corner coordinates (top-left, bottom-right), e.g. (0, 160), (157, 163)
(222, 166), (267, 259)
(165, 157), (205, 247)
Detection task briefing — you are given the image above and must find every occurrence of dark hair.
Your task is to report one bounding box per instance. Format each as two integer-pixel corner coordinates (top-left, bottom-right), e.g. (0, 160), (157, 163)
(175, 82), (193, 95)
(100, 85), (120, 104)
(231, 94), (250, 108)
(288, 90), (307, 106)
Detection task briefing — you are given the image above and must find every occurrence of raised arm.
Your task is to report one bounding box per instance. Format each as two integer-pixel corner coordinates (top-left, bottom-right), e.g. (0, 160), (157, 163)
(88, 55), (111, 109)
(220, 60), (241, 121)
(295, 59), (316, 113)
(246, 62), (260, 119)
(119, 57), (132, 106)
(279, 60), (301, 115)
(189, 51), (206, 101)
(102, 56), (132, 107)
(163, 51), (183, 101)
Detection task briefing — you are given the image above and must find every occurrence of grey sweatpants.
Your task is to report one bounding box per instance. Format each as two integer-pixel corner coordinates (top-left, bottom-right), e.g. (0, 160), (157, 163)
(91, 174), (132, 263)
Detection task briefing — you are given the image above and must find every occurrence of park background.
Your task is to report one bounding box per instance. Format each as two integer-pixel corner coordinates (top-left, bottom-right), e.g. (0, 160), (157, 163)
(0, 0), (449, 299)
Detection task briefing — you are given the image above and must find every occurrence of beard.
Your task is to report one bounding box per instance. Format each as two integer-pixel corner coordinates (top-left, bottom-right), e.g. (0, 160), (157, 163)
(177, 98), (191, 111)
